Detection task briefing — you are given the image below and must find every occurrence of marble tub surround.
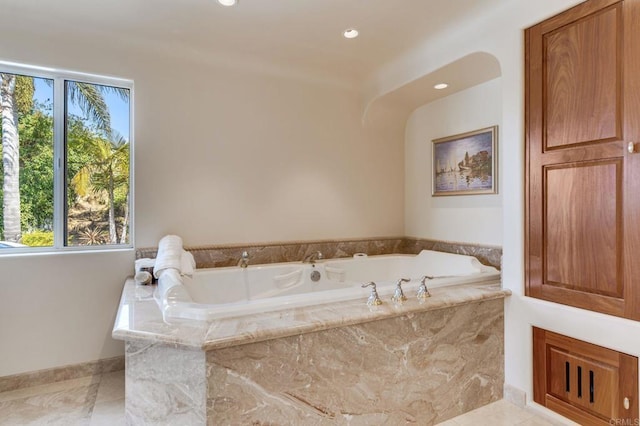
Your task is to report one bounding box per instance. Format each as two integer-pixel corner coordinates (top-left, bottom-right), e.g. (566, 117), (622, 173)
(135, 236), (502, 270)
(113, 278), (509, 424)
(206, 298), (504, 424)
(402, 238), (502, 271)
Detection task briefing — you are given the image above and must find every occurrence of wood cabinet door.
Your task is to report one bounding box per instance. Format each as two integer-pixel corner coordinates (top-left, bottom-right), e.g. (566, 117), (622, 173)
(525, 0), (640, 320)
(533, 328), (639, 425)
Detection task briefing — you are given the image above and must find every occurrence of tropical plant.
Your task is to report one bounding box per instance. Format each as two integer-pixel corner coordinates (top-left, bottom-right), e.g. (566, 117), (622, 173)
(77, 225), (108, 246)
(70, 131), (129, 244)
(19, 104), (54, 232)
(22, 230), (54, 247)
(0, 74), (129, 244)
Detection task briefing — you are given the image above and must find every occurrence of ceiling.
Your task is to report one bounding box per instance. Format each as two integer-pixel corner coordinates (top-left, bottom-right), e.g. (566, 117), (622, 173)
(2, 0), (505, 86)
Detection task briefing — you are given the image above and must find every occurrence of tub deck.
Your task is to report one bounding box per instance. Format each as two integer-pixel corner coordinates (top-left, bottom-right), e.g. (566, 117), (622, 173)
(113, 277), (508, 351)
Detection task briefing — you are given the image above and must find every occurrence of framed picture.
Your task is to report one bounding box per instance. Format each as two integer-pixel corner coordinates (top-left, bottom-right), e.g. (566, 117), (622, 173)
(432, 125), (498, 196)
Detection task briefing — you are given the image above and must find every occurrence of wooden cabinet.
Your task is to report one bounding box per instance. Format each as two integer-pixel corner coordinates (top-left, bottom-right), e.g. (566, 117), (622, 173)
(533, 328), (638, 425)
(525, 0), (640, 320)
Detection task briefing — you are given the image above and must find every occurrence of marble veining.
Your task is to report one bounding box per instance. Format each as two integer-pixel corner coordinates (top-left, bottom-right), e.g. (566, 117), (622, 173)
(206, 298), (504, 424)
(125, 342), (206, 425)
(113, 272), (509, 425)
(0, 373), (567, 426)
(136, 237), (502, 270)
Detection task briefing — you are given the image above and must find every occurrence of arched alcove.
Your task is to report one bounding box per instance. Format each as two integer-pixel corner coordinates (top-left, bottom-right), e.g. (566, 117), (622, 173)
(363, 52), (501, 125)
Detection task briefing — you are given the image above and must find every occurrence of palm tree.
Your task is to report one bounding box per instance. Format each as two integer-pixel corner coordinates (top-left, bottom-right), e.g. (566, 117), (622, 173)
(66, 82), (128, 138)
(70, 131), (129, 244)
(1, 74), (21, 242)
(0, 74), (128, 244)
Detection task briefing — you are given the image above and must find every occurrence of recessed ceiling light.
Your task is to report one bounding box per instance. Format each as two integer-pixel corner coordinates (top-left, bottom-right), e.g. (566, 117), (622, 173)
(343, 29), (359, 39)
(434, 83), (449, 90)
(218, 0), (237, 6)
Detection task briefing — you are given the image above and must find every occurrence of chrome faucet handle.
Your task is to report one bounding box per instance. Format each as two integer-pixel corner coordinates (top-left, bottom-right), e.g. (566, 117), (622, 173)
(417, 275), (432, 300)
(391, 278), (410, 303)
(361, 282), (383, 306)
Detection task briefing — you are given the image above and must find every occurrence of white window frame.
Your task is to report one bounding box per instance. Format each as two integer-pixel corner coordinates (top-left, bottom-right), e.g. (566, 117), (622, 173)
(0, 60), (134, 254)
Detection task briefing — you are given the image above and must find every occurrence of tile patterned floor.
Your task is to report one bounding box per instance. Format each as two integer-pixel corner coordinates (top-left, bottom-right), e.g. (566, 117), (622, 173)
(0, 370), (571, 425)
(437, 399), (576, 426)
(0, 371), (124, 425)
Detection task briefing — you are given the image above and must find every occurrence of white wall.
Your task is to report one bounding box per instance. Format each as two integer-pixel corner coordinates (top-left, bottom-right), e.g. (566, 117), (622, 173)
(0, 26), (404, 376)
(405, 78), (502, 246)
(0, 251), (133, 376)
(368, 0), (640, 411)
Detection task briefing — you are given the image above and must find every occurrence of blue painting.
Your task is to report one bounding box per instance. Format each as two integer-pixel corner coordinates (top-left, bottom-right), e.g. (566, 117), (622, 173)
(432, 126), (498, 196)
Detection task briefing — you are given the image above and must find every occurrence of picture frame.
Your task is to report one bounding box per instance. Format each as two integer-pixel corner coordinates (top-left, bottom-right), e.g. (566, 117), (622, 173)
(432, 125), (498, 196)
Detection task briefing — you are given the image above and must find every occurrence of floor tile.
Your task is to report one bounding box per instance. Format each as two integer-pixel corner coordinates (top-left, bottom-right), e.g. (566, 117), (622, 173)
(0, 375), (579, 426)
(448, 400), (535, 426)
(517, 417), (555, 426)
(95, 371), (125, 403)
(90, 398), (125, 426)
(0, 376), (96, 403)
(0, 381), (97, 426)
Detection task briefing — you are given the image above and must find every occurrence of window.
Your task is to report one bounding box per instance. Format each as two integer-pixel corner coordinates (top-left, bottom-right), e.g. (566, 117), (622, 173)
(0, 63), (132, 252)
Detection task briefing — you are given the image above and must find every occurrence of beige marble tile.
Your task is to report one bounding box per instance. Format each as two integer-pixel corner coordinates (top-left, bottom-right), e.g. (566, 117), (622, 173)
(523, 404), (581, 426)
(113, 275), (508, 352)
(0, 356), (123, 394)
(436, 400), (569, 426)
(437, 419), (462, 426)
(0, 379), (98, 426)
(137, 237), (502, 269)
(517, 417), (556, 426)
(205, 298), (504, 424)
(0, 376), (97, 403)
(453, 400), (535, 426)
(90, 398), (125, 426)
(94, 371), (124, 403)
(125, 342), (207, 425)
(0, 371), (127, 426)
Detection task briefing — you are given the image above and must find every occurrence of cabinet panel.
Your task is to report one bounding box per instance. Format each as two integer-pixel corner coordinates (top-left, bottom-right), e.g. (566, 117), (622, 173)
(533, 328), (638, 425)
(525, 0), (640, 320)
(544, 161), (622, 297)
(545, 4), (621, 149)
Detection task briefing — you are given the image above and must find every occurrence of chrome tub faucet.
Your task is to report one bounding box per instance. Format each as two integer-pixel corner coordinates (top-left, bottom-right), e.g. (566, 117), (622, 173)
(361, 282), (383, 306)
(417, 275), (432, 300)
(238, 251), (250, 268)
(302, 251), (323, 265)
(392, 278), (410, 304)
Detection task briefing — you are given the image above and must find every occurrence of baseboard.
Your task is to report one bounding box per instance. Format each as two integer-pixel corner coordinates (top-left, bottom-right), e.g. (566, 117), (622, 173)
(0, 356), (124, 394)
(504, 383), (526, 407)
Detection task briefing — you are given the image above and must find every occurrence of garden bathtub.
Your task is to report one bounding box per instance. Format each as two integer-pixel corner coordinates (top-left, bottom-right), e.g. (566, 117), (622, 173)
(155, 250), (500, 321)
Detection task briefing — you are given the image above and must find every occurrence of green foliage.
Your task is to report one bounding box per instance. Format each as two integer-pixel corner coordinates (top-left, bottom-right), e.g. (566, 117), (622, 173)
(18, 105), (54, 231)
(22, 230), (53, 247)
(14, 76), (34, 116)
(1, 76), (131, 245)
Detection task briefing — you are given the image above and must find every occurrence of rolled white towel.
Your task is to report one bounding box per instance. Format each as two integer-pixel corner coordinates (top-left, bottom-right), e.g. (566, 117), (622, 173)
(154, 235), (183, 278)
(181, 250), (196, 277)
(134, 258), (155, 274)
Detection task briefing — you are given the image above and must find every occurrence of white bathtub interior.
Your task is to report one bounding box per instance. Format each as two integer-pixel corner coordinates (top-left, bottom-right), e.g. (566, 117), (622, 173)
(155, 250), (501, 321)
